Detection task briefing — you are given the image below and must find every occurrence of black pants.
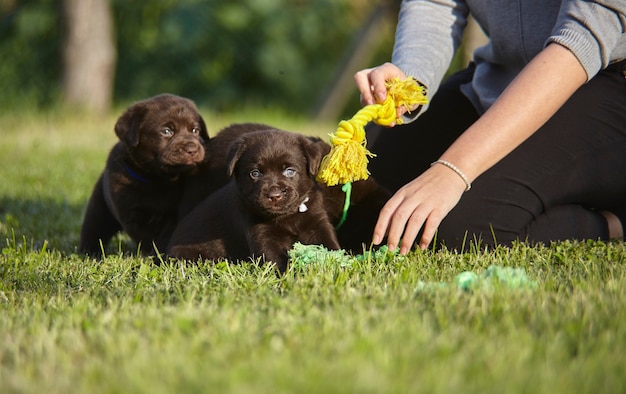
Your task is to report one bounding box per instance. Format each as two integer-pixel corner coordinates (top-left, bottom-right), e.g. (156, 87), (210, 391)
(366, 63), (626, 250)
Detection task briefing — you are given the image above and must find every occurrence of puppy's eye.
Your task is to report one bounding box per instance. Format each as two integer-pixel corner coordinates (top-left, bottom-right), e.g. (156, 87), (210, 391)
(191, 127), (200, 135)
(161, 128), (174, 137)
(283, 168), (296, 178)
(250, 169), (262, 179)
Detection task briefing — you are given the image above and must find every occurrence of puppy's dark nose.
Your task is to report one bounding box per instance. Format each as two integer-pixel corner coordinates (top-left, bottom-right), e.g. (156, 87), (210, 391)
(267, 187), (284, 202)
(181, 142), (199, 156)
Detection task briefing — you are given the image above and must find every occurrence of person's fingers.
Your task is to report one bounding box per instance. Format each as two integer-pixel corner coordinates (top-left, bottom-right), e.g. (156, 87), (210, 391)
(418, 211), (444, 250)
(354, 69), (375, 105)
(372, 194), (402, 246)
(367, 67), (389, 103)
(398, 208), (428, 255)
(379, 192), (417, 252)
(384, 209), (408, 252)
(355, 63), (410, 107)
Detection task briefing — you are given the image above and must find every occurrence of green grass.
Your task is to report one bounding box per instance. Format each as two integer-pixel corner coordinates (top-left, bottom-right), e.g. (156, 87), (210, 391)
(1, 109), (626, 393)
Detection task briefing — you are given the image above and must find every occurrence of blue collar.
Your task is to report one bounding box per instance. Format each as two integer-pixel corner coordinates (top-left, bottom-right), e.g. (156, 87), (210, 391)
(124, 162), (150, 183)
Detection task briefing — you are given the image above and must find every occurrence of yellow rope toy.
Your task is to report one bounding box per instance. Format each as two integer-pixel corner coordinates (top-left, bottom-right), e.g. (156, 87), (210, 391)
(317, 77), (428, 186)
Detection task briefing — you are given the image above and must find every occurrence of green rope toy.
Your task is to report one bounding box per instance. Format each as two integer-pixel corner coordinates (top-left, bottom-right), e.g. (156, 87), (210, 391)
(289, 243), (538, 292)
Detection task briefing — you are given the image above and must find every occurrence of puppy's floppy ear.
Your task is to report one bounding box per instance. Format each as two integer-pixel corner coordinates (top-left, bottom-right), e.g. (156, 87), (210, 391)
(226, 138), (247, 176)
(184, 98), (210, 141)
(302, 137), (331, 176)
(114, 104), (146, 148)
(197, 115), (210, 141)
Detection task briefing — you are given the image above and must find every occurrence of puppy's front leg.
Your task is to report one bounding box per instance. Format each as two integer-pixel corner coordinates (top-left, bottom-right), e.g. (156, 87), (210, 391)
(313, 220), (341, 251)
(79, 175), (122, 255)
(246, 224), (292, 273)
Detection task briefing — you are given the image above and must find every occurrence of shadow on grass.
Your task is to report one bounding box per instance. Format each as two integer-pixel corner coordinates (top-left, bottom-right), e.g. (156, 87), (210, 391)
(1, 196), (88, 254)
(0, 196), (185, 262)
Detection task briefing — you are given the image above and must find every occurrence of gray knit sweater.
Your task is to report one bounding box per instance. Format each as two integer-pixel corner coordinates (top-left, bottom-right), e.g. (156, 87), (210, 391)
(392, 0), (626, 118)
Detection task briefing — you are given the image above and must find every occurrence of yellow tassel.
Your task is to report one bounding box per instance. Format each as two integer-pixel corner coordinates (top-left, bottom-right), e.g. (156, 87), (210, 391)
(317, 77), (428, 186)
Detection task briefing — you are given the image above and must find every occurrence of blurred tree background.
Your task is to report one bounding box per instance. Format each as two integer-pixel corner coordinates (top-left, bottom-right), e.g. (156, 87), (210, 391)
(0, 0), (482, 119)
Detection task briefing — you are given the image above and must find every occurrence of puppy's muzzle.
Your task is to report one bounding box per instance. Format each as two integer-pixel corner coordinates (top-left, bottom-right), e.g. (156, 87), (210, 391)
(167, 140), (205, 166)
(266, 185), (286, 203)
(257, 183), (296, 216)
(180, 141), (202, 158)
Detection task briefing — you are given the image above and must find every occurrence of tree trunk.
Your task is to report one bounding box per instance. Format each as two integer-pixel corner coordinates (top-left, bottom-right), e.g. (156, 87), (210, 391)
(62, 0), (116, 114)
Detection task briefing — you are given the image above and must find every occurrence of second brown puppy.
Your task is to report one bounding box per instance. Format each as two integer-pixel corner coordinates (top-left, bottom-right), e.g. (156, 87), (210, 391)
(79, 93), (211, 256)
(168, 128), (341, 272)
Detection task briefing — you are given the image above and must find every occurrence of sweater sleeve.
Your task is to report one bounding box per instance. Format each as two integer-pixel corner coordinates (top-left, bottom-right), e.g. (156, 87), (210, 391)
(548, 0), (626, 81)
(392, 0), (470, 119)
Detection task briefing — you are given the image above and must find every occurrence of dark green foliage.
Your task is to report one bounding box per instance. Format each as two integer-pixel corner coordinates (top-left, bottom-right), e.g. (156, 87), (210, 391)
(0, 0), (62, 109)
(0, 0), (381, 113)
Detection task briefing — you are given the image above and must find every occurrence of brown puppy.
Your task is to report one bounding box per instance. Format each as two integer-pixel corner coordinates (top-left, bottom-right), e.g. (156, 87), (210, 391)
(79, 93), (210, 256)
(199, 122), (391, 254)
(167, 128), (341, 272)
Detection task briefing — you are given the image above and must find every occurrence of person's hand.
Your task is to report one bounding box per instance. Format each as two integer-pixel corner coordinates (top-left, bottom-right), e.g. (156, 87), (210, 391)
(354, 62), (416, 121)
(372, 163), (468, 254)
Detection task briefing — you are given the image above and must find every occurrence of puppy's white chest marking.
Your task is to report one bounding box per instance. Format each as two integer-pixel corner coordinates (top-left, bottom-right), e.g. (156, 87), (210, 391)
(298, 197), (310, 213)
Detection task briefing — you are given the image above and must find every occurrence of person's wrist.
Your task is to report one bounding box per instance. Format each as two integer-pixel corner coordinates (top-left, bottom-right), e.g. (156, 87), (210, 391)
(430, 160), (472, 192)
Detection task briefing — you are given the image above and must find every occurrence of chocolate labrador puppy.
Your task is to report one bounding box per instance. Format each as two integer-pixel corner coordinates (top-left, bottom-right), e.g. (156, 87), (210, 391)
(167, 128), (341, 272)
(79, 93), (211, 256)
(201, 122), (391, 253)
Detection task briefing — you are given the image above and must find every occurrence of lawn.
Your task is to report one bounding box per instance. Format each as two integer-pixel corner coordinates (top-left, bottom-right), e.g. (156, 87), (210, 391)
(1, 108), (625, 394)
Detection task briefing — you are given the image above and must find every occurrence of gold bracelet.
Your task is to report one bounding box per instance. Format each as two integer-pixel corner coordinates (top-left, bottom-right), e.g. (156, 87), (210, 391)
(431, 160), (472, 191)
